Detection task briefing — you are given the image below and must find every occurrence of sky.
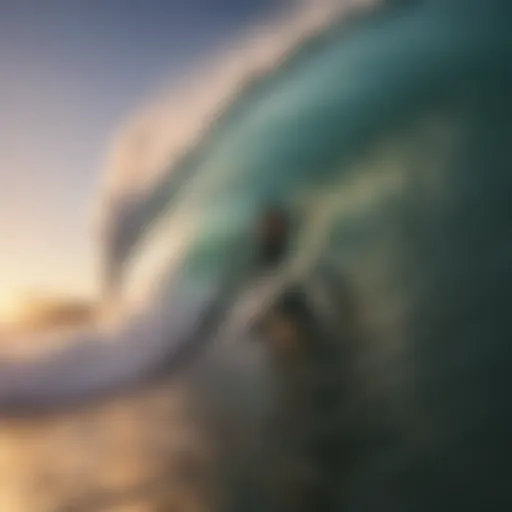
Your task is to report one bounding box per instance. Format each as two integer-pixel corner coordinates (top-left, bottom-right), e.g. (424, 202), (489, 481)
(0, 0), (288, 315)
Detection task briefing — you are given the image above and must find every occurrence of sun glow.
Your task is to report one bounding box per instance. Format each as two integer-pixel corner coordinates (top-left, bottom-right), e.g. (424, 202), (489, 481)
(0, 293), (24, 324)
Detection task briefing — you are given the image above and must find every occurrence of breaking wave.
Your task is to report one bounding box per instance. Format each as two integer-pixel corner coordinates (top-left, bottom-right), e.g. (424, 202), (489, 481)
(95, 0), (377, 302)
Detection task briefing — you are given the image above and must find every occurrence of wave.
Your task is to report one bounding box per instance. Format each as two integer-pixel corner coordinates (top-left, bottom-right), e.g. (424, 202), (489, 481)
(2, 3), (512, 509)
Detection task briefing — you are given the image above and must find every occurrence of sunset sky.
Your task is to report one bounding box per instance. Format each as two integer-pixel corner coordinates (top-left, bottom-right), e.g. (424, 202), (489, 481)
(0, 0), (287, 317)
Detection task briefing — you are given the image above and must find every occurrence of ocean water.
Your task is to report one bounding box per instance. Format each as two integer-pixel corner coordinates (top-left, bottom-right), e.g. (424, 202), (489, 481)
(1, 0), (512, 510)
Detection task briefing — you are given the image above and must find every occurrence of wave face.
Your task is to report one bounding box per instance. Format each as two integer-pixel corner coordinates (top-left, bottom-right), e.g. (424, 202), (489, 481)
(93, 2), (512, 509)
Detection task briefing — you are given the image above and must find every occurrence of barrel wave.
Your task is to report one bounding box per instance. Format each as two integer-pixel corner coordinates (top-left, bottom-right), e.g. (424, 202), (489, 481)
(1, 1), (512, 510)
